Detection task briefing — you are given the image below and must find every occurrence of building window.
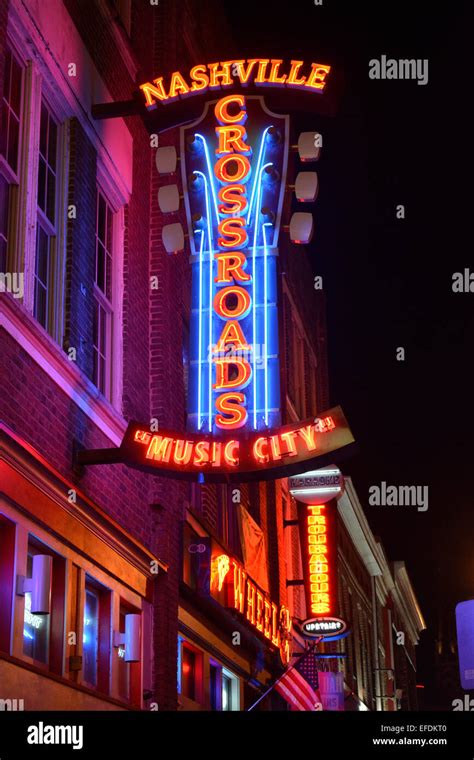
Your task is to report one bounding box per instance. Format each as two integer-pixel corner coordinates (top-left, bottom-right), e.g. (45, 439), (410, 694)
(178, 640), (203, 705)
(182, 645), (197, 701)
(33, 102), (59, 335)
(0, 48), (23, 271)
(210, 662), (240, 711)
(83, 587), (99, 686)
(22, 550), (51, 665)
(117, 605), (131, 701)
(93, 189), (114, 398)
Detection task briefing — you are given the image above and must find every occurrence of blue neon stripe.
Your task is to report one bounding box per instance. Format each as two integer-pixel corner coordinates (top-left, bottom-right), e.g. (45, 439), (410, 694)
(194, 171), (215, 432)
(196, 228), (205, 430)
(251, 162), (273, 429)
(247, 126), (272, 228)
(194, 133), (220, 224)
(262, 222), (272, 426)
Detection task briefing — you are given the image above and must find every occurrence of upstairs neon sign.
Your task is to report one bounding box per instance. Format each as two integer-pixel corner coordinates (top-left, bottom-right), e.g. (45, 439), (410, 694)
(140, 59), (331, 108)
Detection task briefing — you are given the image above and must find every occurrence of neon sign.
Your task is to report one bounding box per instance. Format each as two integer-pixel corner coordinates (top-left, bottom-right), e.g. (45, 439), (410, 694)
(182, 94), (289, 433)
(301, 617), (349, 641)
(210, 551), (291, 664)
(118, 406), (354, 482)
(296, 501), (338, 620)
(140, 59), (331, 108)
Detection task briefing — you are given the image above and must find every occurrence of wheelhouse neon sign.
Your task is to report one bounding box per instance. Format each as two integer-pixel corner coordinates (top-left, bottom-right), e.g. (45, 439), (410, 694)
(140, 59), (331, 108)
(210, 551), (292, 665)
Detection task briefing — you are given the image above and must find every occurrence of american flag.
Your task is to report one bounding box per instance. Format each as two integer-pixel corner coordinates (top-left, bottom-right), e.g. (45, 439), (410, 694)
(275, 649), (323, 711)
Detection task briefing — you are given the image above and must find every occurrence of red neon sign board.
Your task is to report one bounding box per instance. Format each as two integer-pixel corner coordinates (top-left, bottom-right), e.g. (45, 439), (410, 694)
(119, 405), (354, 483)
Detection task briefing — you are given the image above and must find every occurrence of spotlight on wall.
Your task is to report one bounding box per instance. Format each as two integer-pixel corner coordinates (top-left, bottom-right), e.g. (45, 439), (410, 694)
(162, 223), (185, 254)
(113, 614), (141, 662)
(155, 146), (178, 174)
(295, 172), (318, 202)
(289, 212), (314, 244)
(297, 132), (322, 162)
(17, 555), (53, 614)
(158, 185), (180, 213)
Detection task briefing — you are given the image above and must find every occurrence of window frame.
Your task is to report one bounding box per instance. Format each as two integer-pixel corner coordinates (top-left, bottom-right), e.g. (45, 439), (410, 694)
(0, 43), (24, 274)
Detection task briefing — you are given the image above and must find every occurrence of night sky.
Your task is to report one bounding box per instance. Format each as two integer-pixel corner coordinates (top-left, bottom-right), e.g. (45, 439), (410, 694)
(221, 0), (471, 707)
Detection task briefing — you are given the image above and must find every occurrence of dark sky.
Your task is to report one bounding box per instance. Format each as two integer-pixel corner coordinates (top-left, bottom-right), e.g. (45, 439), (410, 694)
(221, 0), (472, 706)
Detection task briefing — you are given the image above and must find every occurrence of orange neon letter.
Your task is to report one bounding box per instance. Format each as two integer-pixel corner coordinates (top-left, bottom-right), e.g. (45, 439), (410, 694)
(305, 63), (331, 91)
(168, 71), (190, 98)
(224, 439), (240, 466)
(217, 217), (248, 249)
(215, 392), (247, 429)
(214, 154), (251, 184)
(215, 125), (251, 155)
(214, 94), (247, 125)
(287, 60), (307, 86)
(268, 59), (287, 84)
(139, 78), (167, 107)
(253, 436), (269, 464)
(190, 64), (209, 92)
(214, 251), (251, 283)
(213, 358), (252, 390)
(217, 185), (248, 216)
(213, 285), (251, 319)
(214, 320), (250, 352)
(208, 61), (233, 88)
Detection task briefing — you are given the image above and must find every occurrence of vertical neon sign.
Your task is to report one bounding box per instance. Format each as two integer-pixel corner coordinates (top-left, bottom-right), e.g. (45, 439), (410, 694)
(181, 95), (288, 434)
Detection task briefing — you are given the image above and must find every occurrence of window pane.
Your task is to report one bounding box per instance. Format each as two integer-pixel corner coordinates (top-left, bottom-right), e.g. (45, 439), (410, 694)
(23, 554), (50, 664)
(222, 674), (232, 711)
(83, 589), (99, 686)
(7, 113), (19, 173)
(117, 610), (130, 701)
(46, 167), (56, 224)
(37, 157), (46, 213)
(181, 646), (196, 700)
(0, 101), (9, 160)
(96, 241), (105, 291)
(48, 118), (57, 169)
(97, 194), (106, 244)
(34, 226), (49, 328)
(0, 173), (9, 239)
(10, 54), (22, 116)
(39, 103), (48, 158)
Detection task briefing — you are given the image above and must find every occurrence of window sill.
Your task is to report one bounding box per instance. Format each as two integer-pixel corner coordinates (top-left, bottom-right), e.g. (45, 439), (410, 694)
(0, 650), (139, 710)
(0, 293), (126, 445)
